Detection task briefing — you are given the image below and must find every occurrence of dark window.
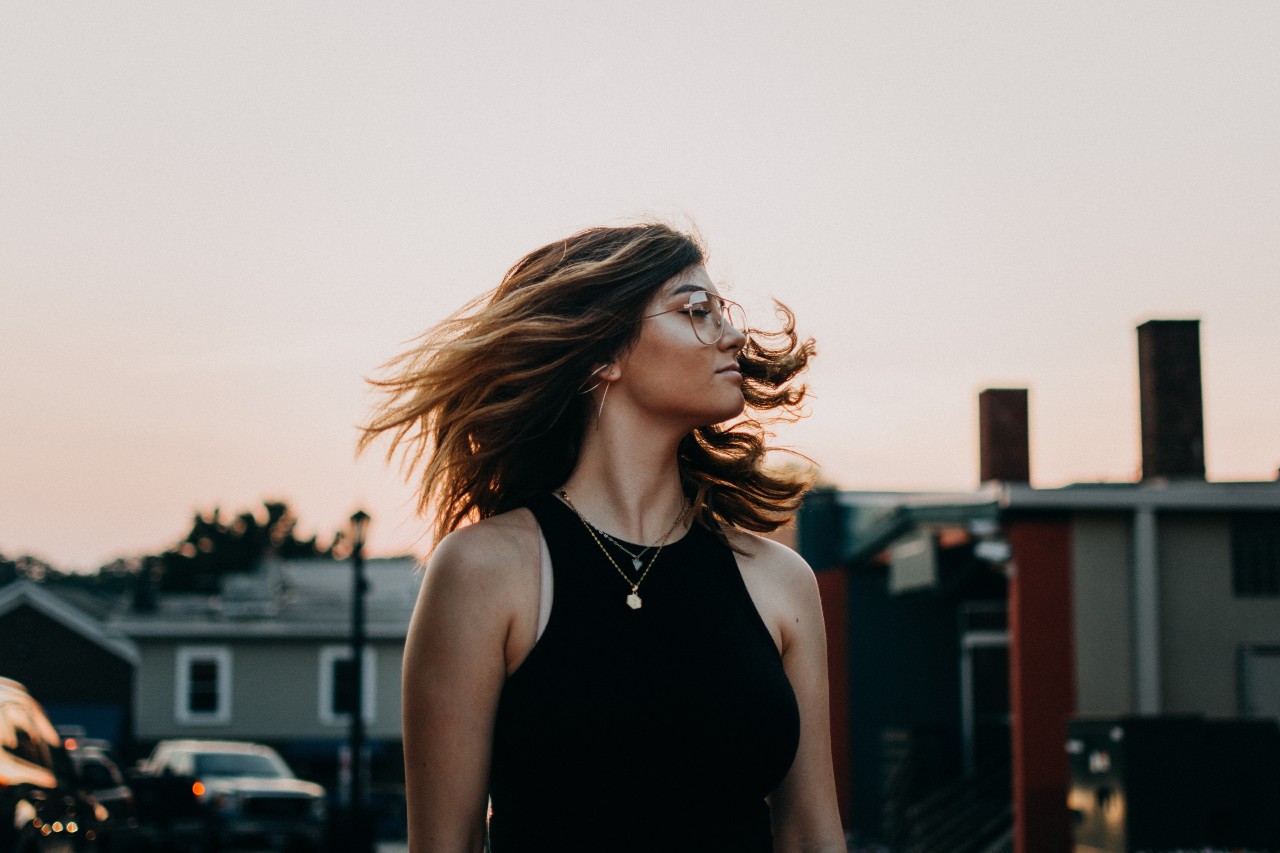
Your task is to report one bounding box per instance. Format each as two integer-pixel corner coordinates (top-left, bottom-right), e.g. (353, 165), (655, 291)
(331, 657), (357, 717)
(193, 752), (286, 778)
(1232, 513), (1280, 597)
(188, 659), (220, 713)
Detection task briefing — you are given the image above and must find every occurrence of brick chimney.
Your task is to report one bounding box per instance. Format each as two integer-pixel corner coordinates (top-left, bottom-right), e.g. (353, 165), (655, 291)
(979, 388), (1030, 483)
(1138, 319), (1205, 480)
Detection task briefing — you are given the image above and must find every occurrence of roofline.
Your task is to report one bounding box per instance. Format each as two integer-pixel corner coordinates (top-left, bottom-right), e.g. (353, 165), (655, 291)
(825, 480), (1280, 515)
(1000, 480), (1280, 512)
(110, 621), (409, 640)
(821, 479), (1280, 567)
(834, 483), (1004, 509)
(0, 581), (140, 665)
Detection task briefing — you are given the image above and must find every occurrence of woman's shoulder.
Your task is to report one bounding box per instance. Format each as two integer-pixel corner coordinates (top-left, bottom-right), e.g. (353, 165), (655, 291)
(424, 508), (540, 601)
(410, 508), (543, 676)
(725, 529), (815, 589)
(725, 529), (822, 654)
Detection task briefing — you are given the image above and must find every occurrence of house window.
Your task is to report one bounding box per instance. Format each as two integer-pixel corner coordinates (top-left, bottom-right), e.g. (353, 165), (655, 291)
(1238, 645), (1280, 720)
(175, 646), (231, 724)
(1232, 513), (1280, 597)
(318, 646), (375, 725)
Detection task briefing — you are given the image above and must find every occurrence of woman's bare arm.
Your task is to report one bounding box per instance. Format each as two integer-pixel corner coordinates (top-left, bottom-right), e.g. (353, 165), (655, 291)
(401, 516), (534, 852)
(735, 534), (846, 853)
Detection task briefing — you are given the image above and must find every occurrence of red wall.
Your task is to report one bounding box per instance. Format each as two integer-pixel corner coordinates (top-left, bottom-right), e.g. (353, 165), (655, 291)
(815, 568), (850, 827)
(1007, 520), (1075, 853)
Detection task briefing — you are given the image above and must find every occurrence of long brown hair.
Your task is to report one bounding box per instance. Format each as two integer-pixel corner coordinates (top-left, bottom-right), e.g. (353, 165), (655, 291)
(359, 223), (815, 546)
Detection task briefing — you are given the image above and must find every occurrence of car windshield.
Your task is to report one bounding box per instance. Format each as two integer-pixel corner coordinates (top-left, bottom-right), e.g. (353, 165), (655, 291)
(193, 752), (288, 778)
(78, 756), (123, 789)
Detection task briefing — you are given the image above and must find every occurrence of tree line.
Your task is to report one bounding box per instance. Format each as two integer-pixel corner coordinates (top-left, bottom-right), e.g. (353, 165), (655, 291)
(2, 500), (344, 595)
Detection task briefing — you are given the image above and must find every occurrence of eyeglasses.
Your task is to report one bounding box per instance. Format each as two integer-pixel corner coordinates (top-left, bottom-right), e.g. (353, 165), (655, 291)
(642, 290), (748, 345)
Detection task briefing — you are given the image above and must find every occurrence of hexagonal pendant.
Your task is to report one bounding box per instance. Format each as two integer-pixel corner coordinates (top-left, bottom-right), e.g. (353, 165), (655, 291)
(626, 592), (643, 610)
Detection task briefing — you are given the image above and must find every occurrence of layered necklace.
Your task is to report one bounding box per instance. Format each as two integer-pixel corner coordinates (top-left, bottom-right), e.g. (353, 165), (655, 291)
(556, 489), (688, 611)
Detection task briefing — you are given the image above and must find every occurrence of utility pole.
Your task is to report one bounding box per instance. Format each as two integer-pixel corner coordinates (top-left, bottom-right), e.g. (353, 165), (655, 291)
(348, 509), (372, 853)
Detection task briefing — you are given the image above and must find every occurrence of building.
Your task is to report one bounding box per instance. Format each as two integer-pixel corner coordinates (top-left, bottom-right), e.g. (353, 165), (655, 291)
(800, 320), (1280, 852)
(1, 553), (419, 814)
(107, 557), (419, 791)
(0, 579), (139, 747)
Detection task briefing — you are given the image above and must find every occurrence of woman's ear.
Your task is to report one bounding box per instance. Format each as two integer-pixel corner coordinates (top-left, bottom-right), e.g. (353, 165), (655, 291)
(579, 362), (621, 395)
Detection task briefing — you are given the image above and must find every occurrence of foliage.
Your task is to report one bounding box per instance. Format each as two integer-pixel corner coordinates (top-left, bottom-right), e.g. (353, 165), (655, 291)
(157, 501), (337, 593)
(2, 500), (339, 595)
(0, 551), (142, 594)
(0, 553), (58, 585)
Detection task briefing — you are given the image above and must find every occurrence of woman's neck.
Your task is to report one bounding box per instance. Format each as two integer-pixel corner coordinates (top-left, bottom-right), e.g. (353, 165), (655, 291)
(559, 405), (689, 544)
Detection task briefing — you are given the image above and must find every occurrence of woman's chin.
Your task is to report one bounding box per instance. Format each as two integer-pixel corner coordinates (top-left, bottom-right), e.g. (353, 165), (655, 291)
(703, 396), (747, 425)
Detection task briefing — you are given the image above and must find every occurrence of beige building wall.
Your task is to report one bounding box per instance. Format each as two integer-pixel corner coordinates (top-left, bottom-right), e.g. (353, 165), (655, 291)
(1069, 510), (1280, 719)
(1159, 514), (1280, 716)
(135, 641), (177, 736)
(134, 638), (406, 742)
(1070, 514), (1134, 715)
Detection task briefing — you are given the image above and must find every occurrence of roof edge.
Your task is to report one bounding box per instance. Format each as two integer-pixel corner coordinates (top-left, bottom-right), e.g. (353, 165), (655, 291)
(0, 580), (140, 665)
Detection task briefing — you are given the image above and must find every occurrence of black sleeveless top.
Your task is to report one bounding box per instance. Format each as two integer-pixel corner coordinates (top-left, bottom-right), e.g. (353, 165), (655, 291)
(488, 493), (800, 852)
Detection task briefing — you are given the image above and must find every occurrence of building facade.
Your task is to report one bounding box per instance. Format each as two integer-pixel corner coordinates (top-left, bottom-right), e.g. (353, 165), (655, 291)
(799, 320), (1280, 852)
(0, 580), (139, 747)
(109, 557), (419, 793)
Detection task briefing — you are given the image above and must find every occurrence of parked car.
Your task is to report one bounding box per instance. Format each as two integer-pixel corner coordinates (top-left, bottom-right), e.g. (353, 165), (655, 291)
(137, 739), (327, 852)
(0, 677), (101, 852)
(67, 742), (144, 853)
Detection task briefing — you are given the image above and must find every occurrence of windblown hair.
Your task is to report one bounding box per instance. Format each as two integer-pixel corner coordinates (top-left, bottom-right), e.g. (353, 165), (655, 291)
(358, 223), (816, 547)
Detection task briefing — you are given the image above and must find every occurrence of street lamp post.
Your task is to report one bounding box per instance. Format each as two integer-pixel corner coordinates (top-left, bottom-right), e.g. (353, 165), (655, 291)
(348, 509), (372, 853)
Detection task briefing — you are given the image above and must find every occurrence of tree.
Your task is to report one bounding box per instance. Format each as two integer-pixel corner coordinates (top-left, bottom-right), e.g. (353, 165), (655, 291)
(3, 500), (338, 595)
(0, 552), (57, 584)
(156, 500), (335, 592)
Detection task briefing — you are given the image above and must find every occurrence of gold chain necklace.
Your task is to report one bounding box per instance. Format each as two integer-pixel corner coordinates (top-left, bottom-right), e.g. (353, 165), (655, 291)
(556, 489), (687, 610)
(595, 528), (653, 571)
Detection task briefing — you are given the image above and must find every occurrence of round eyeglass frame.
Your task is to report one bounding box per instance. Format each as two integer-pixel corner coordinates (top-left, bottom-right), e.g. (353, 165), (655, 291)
(642, 290), (749, 346)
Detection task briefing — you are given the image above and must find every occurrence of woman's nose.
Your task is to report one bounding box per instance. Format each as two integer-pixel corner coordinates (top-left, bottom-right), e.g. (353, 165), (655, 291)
(721, 317), (747, 351)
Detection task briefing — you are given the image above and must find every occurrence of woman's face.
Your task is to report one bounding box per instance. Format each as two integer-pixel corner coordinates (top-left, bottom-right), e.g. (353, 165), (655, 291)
(612, 265), (748, 429)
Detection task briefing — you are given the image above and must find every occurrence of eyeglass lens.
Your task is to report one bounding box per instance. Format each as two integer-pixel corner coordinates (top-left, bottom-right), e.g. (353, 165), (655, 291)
(688, 292), (747, 345)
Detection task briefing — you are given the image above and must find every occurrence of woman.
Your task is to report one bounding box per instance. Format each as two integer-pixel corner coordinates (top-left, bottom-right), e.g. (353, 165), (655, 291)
(361, 223), (845, 852)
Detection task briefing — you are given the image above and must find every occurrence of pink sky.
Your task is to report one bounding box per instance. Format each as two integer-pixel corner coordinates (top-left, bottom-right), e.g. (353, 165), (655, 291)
(3, 2), (1278, 570)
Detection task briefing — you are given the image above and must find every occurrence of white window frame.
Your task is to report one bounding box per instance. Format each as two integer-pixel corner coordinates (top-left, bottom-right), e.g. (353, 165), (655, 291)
(318, 645), (376, 726)
(175, 646), (232, 725)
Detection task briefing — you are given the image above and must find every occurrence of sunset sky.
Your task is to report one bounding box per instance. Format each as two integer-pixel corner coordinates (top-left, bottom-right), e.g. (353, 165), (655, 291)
(3, 2), (1278, 570)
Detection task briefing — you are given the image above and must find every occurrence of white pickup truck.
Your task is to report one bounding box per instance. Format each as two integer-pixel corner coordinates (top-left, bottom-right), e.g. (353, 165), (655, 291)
(138, 739), (327, 853)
